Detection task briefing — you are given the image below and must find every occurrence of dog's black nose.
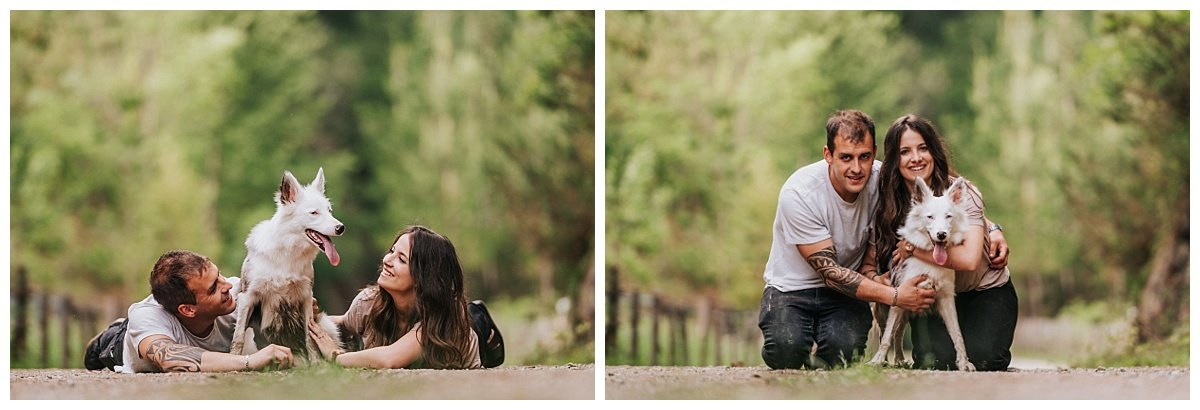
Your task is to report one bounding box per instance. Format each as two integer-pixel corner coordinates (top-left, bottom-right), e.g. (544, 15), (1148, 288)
(335, 224), (345, 235)
(937, 232), (947, 241)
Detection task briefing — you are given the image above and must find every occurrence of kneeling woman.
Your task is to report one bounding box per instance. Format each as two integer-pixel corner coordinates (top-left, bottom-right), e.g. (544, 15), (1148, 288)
(331, 225), (481, 369)
(871, 114), (1018, 371)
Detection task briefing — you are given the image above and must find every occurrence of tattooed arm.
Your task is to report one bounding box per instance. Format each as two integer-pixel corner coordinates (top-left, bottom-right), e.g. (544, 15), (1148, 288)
(796, 239), (935, 311)
(137, 335), (295, 372)
(140, 335), (205, 372)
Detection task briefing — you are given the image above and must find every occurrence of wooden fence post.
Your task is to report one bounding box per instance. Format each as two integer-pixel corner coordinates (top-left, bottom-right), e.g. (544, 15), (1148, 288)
(667, 305), (677, 365)
(629, 292), (640, 364)
(714, 309), (725, 365)
(12, 266), (29, 364)
(39, 293), (51, 368)
(650, 295), (660, 365)
(678, 309), (688, 365)
(61, 297), (73, 368)
(605, 267), (619, 359)
(698, 300), (710, 366)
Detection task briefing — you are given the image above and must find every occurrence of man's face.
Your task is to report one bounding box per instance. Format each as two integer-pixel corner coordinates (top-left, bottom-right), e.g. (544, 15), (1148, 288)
(823, 132), (876, 202)
(184, 261), (236, 318)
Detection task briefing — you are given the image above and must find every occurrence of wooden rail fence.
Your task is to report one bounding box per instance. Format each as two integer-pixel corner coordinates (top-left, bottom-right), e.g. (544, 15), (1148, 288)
(10, 266), (121, 369)
(605, 268), (762, 366)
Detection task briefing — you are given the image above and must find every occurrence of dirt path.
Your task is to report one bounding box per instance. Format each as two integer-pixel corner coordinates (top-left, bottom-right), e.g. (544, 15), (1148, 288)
(605, 365), (1189, 399)
(10, 364), (595, 400)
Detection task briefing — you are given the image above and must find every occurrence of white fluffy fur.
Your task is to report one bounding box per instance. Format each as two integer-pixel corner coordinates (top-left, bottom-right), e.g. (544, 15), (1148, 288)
(868, 176), (975, 371)
(229, 168), (344, 362)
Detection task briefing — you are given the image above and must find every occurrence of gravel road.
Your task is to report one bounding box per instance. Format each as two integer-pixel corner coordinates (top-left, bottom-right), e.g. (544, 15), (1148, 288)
(10, 364), (596, 400)
(606, 365), (1189, 399)
(12, 364), (1189, 400)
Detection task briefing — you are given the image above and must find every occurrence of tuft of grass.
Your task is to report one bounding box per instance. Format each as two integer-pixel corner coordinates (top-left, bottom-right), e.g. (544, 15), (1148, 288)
(1073, 326), (1189, 367)
(488, 296), (595, 365)
(832, 362), (890, 384)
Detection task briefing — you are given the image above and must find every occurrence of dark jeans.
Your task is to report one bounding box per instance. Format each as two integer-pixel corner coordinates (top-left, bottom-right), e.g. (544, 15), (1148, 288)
(910, 280), (1018, 371)
(759, 286), (872, 369)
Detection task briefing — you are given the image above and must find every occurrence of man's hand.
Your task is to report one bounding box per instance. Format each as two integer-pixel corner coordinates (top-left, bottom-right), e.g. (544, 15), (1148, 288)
(895, 274), (936, 313)
(987, 229), (1009, 269)
(247, 344), (294, 370)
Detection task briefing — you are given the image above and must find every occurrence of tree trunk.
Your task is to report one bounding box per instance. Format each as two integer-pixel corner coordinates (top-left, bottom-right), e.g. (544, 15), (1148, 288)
(1136, 199), (1189, 343)
(573, 256), (595, 343)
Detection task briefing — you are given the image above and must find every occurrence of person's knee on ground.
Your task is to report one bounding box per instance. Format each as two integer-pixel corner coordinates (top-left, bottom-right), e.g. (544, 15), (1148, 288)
(813, 297), (871, 368)
(761, 329), (814, 369)
(965, 337), (1012, 371)
(814, 324), (868, 368)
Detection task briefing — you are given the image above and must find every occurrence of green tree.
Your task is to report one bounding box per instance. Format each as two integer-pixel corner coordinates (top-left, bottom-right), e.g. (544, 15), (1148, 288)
(606, 11), (919, 306)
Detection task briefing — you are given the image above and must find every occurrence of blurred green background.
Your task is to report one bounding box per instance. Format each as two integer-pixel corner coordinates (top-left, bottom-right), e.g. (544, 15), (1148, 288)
(10, 10), (595, 367)
(606, 10), (1188, 366)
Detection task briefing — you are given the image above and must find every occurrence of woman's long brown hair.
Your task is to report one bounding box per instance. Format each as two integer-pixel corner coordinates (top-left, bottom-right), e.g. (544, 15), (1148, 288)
(362, 225), (473, 368)
(871, 114), (958, 271)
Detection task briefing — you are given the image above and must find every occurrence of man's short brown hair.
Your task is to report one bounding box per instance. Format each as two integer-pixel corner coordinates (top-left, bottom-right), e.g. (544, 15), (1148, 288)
(149, 250), (210, 315)
(825, 109), (876, 152)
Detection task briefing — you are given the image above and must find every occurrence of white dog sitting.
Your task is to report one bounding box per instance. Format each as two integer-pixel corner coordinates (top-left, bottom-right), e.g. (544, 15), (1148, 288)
(229, 168), (344, 363)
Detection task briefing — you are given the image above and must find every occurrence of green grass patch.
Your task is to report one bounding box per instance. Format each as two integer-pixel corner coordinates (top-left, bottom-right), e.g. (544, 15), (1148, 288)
(1073, 326), (1189, 367)
(487, 296), (594, 365)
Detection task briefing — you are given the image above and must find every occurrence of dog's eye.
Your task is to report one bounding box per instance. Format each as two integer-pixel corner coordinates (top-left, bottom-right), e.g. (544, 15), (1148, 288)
(310, 210), (319, 215)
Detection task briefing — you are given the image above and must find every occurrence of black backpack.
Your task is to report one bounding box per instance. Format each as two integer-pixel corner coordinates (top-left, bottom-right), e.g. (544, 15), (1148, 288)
(467, 300), (504, 368)
(84, 318), (128, 371)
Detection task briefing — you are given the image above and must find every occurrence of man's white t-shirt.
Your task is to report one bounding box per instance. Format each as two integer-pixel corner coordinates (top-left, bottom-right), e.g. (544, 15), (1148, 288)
(119, 276), (240, 373)
(763, 160), (881, 292)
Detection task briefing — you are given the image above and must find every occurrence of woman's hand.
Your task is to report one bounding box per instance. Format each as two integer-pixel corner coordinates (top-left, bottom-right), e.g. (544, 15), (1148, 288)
(987, 229), (1009, 269)
(873, 271), (892, 286)
(308, 317), (344, 362)
(891, 239), (912, 268)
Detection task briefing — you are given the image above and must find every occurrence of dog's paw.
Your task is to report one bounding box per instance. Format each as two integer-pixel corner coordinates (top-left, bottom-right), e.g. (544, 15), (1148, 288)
(958, 360), (976, 372)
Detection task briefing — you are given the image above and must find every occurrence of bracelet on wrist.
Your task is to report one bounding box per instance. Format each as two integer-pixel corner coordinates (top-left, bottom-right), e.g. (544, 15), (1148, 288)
(243, 355), (250, 371)
(891, 287), (898, 307)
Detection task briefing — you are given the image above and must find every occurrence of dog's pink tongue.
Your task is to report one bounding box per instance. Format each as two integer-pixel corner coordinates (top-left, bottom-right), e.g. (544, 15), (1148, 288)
(933, 243), (948, 266)
(322, 235), (341, 267)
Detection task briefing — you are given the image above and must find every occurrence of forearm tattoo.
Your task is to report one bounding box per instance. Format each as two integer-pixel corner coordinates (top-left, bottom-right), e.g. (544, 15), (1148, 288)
(147, 338), (205, 372)
(807, 247), (864, 297)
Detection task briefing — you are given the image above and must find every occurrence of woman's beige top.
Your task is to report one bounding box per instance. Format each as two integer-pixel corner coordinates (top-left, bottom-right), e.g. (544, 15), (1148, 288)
(953, 177), (1012, 293)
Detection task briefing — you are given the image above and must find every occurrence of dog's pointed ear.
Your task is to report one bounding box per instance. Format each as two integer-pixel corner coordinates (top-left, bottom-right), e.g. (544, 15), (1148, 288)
(312, 167), (326, 194)
(279, 170), (302, 204)
(913, 176), (933, 203)
(948, 177), (966, 204)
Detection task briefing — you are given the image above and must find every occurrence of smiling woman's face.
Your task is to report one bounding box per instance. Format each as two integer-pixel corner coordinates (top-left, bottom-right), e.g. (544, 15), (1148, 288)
(378, 233), (415, 295)
(897, 128), (934, 185)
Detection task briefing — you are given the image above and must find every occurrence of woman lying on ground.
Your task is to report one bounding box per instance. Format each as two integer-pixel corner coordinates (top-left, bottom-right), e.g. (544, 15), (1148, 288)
(326, 225), (481, 369)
